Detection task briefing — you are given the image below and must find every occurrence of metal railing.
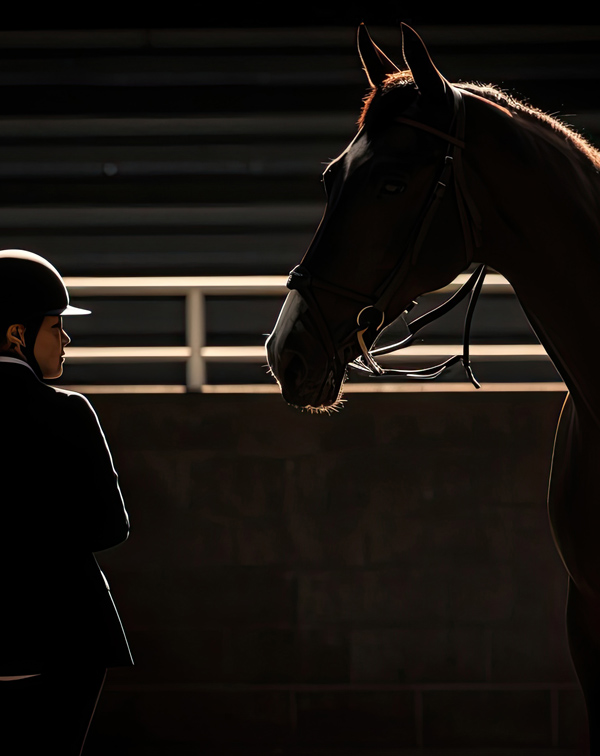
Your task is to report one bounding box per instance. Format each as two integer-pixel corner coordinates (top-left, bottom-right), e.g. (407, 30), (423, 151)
(65, 275), (286, 391)
(59, 272), (566, 394)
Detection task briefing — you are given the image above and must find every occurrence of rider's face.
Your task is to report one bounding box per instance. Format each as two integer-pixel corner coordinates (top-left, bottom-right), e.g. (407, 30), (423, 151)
(33, 316), (71, 379)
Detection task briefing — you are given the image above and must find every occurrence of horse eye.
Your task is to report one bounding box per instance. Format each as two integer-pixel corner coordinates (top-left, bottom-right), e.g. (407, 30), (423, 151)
(379, 179), (406, 197)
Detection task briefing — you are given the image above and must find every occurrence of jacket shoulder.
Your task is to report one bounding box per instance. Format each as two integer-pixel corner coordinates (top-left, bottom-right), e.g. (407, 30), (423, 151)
(45, 384), (98, 414)
(33, 384), (106, 443)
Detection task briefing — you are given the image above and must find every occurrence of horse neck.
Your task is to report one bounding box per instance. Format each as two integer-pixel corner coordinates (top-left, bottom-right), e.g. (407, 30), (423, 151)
(469, 105), (600, 423)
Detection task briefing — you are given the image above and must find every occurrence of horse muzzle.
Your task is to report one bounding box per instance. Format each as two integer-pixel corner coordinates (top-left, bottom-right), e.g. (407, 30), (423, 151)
(265, 290), (347, 408)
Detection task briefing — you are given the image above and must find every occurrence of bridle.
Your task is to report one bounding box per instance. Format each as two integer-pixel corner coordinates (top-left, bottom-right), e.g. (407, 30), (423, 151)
(286, 85), (486, 388)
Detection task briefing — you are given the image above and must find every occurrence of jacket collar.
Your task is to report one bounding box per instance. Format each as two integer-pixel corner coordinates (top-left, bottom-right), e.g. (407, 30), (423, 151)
(0, 356), (39, 378)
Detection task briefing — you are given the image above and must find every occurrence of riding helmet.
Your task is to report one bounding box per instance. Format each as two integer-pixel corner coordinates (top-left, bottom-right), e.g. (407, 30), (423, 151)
(0, 249), (90, 321)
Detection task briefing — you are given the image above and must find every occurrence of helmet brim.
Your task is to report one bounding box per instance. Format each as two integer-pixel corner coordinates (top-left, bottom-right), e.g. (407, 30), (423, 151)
(46, 304), (91, 316)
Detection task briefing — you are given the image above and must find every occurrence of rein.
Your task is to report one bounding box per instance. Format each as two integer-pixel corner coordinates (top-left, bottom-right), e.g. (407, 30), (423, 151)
(287, 86), (486, 387)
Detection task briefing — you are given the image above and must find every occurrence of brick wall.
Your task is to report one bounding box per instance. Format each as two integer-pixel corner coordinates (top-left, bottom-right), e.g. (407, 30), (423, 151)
(84, 391), (586, 753)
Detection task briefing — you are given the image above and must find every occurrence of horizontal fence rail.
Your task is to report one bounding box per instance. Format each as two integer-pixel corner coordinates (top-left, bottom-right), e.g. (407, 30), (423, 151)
(59, 273), (567, 394)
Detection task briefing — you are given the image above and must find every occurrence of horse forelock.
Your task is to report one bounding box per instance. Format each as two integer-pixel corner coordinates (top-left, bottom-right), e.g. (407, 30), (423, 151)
(358, 73), (600, 172)
(358, 70), (415, 129)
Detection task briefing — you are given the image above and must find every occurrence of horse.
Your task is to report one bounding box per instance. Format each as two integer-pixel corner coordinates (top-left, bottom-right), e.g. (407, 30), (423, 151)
(266, 23), (600, 750)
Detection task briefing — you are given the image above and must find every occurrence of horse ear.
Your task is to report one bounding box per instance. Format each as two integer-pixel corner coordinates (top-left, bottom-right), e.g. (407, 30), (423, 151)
(357, 23), (400, 88)
(401, 23), (448, 100)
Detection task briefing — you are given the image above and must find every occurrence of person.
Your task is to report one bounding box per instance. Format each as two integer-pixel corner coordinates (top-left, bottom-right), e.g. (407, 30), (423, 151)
(0, 249), (133, 754)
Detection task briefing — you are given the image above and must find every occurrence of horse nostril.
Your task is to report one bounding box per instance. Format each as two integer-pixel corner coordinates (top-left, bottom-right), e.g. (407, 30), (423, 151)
(283, 353), (307, 388)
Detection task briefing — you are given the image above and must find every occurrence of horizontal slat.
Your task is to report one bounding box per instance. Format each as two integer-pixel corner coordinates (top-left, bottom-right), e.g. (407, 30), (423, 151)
(0, 26), (598, 49)
(0, 114), (356, 139)
(0, 204), (322, 228)
(63, 272), (511, 296)
(0, 233), (313, 276)
(379, 344), (548, 361)
(65, 346), (190, 362)
(64, 343), (547, 364)
(64, 275), (288, 295)
(199, 344), (549, 363)
(0, 158), (327, 180)
(2, 55), (598, 87)
(0, 112), (596, 142)
(0, 143), (339, 166)
(61, 382), (568, 395)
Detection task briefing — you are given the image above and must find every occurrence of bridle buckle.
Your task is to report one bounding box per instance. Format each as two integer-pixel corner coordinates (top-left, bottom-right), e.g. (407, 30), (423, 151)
(356, 306), (385, 331)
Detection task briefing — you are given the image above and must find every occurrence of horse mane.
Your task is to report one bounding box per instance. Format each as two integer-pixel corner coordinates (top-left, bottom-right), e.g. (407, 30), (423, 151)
(359, 72), (600, 172)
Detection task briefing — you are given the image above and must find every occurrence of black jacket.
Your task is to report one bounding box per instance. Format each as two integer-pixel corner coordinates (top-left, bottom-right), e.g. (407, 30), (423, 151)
(0, 359), (133, 673)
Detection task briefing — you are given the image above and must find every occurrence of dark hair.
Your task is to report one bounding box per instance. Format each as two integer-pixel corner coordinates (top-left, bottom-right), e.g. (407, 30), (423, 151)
(0, 315), (45, 378)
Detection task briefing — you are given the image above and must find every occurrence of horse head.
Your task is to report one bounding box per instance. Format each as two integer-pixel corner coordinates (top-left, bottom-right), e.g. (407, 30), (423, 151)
(266, 25), (480, 410)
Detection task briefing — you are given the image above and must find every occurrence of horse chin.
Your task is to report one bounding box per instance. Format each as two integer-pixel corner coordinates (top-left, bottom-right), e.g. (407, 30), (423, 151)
(293, 367), (349, 414)
(277, 363), (348, 413)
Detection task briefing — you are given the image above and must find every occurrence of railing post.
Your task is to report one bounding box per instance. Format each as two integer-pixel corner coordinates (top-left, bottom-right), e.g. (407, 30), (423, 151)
(186, 287), (205, 391)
